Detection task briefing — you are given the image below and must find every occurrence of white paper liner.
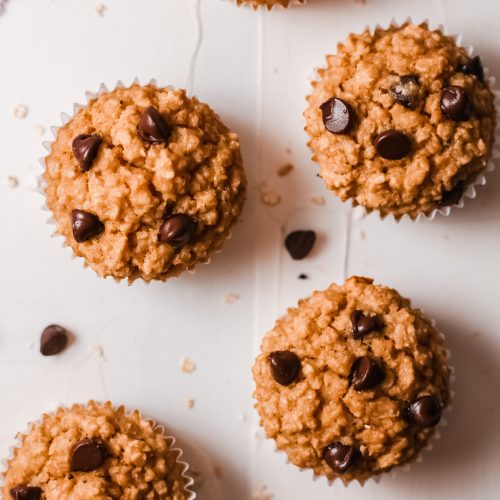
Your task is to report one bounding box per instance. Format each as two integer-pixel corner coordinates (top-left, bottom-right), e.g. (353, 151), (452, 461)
(258, 296), (454, 487)
(39, 78), (239, 285)
(234, 0), (306, 10)
(307, 18), (500, 223)
(0, 401), (196, 499)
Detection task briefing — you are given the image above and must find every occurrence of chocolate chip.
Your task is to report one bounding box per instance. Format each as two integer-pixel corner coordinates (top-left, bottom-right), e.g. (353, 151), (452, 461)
(350, 310), (383, 339)
(138, 106), (170, 144)
(459, 56), (484, 82)
(72, 134), (102, 172)
(40, 324), (68, 356)
(390, 75), (420, 108)
(9, 486), (42, 500)
(285, 230), (316, 260)
(438, 180), (464, 207)
(71, 209), (104, 243)
(158, 213), (196, 248)
(298, 273), (308, 280)
(440, 85), (471, 121)
(71, 439), (108, 472)
(374, 130), (411, 160)
(268, 351), (301, 386)
(349, 356), (385, 391)
(323, 442), (359, 473)
(407, 395), (442, 427)
(320, 98), (353, 134)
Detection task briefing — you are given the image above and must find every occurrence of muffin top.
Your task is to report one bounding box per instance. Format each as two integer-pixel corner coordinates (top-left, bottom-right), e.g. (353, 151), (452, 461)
(305, 23), (495, 219)
(253, 276), (451, 483)
(3, 401), (191, 500)
(44, 84), (246, 282)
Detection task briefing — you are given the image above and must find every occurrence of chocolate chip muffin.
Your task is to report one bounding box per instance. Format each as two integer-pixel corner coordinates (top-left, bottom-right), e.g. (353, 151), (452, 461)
(2, 401), (193, 499)
(44, 83), (246, 282)
(305, 22), (496, 219)
(253, 276), (451, 483)
(235, 0), (304, 9)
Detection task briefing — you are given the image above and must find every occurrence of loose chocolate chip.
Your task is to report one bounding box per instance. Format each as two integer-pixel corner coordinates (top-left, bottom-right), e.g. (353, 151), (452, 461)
(459, 56), (484, 82)
(407, 395), (442, 427)
(298, 273), (309, 280)
(72, 134), (102, 172)
(320, 98), (353, 134)
(71, 439), (108, 472)
(350, 356), (385, 391)
(438, 180), (464, 207)
(138, 106), (170, 144)
(40, 324), (68, 356)
(440, 85), (471, 121)
(390, 75), (420, 108)
(268, 351), (301, 386)
(323, 442), (359, 473)
(9, 486), (42, 500)
(374, 130), (411, 160)
(350, 310), (383, 339)
(285, 230), (316, 260)
(158, 214), (196, 248)
(71, 209), (104, 243)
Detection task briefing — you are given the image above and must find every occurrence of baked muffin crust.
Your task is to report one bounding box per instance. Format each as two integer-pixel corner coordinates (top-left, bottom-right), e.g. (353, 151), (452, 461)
(253, 276), (451, 482)
(44, 84), (246, 282)
(305, 23), (495, 218)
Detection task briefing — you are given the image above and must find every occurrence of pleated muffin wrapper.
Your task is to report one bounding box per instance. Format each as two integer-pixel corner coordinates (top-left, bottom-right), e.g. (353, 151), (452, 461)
(39, 78), (240, 285)
(264, 314), (454, 487)
(234, 0), (306, 10)
(0, 400), (196, 499)
(306, 18), (500, 223)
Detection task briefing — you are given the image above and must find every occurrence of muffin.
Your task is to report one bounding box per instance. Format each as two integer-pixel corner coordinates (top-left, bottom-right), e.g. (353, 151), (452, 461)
(253, 276), (451, 483)
(305, 22), (496, 219)
(44, 83), (246, 282)
(2, 401), (193, 499)
(235, 0), (305, 9)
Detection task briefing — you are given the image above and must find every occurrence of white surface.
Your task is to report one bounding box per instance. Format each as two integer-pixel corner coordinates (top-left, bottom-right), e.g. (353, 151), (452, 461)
(0, 0), (499, 499)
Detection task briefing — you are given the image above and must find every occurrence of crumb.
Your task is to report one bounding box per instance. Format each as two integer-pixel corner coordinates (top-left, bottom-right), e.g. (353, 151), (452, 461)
(224, 292), (240, 304)
(252, 485), (273, 500)
(285, 147), (292, 155)
(4, 175), (18, 188)
(311, 196), (326, 206)
(298, 274), (308, 280)
(358, 229), (366, 241)
(260, 190), (281, 207)
(34, 124), (46, 136)
(95, 3), (106, 15)
(92, 345), (106, 361)
(277, 163), (294, 177)
(179, 356), (196, 373)
(26, 176), (39, 192)
(13, 104), (29, 119)
(213, 464), (223, 479)
(185, 398), (195, 409)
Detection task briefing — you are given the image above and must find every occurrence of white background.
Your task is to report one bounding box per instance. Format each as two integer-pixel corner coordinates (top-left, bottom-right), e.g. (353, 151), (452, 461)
(0, 0), (499, 499)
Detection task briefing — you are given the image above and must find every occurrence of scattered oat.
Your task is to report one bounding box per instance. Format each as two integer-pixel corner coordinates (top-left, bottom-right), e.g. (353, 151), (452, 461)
(311, 195), (326, 206)
(13, 104), (29, 119)
(4, 175), (18, 188)
(26, 176), (39, 192)
(260, 190), (281, 207)
(179, 356), (196, 373)
(224, 292), (240, 304)
(213, 464), (223, 479)
(252, 485), (273, 500)
(185, 398), (195, 409)
(95, 3), (106, 15)
(92, 344), (106, 361)
(34, 124), (46, 136)
(277, 163), (294, 177)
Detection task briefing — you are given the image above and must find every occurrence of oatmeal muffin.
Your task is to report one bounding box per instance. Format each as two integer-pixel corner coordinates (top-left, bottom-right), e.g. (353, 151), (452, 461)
(44, 83), (246, 282)
(235, 0), (304, 9)
(253, 276), (451, 483)
(305, 22), (495, 219)
(2, 401), (193, 499)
